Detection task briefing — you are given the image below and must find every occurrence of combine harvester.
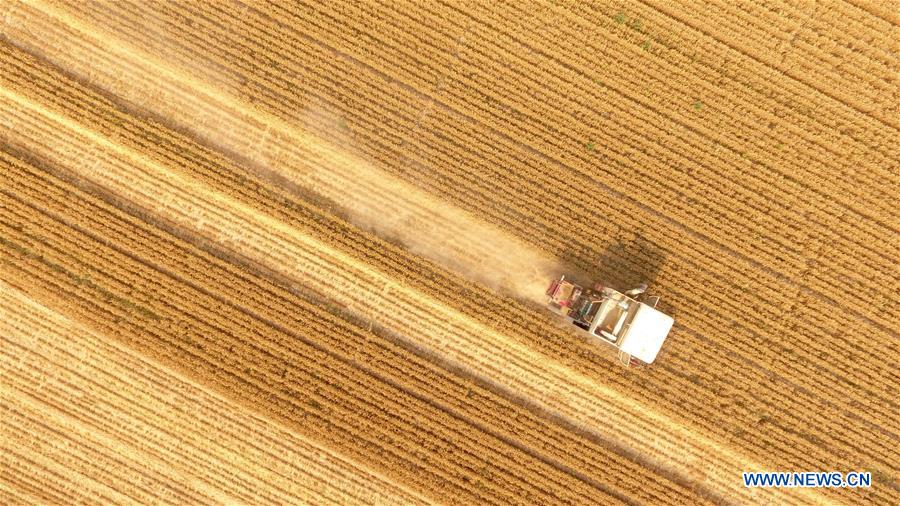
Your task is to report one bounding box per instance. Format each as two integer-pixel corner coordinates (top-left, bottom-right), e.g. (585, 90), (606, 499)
(546, 276), (674, 366)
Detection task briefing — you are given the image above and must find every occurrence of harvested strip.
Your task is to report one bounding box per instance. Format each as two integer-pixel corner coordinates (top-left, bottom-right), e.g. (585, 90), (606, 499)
(0, 480), (41, 505)
(0, 163), (629, 504)
(0, 152), (713, 505)
(0, 115), (864, 503)
(1, 447), (94, 504)
(0, 281), (428, 506)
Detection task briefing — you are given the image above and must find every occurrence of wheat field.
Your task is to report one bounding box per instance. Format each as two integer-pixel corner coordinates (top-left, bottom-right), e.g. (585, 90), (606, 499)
(1, 1), (897, 504)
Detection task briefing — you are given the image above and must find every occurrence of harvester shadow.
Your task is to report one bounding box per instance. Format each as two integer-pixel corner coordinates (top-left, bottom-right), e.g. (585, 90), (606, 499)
(565, 233), (670, 312)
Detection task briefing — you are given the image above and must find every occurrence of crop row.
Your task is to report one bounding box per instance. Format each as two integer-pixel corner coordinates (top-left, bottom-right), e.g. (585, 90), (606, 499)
(0, 286), (421, 506)
(0, 153), (716, 506)
(1, 125), (584, 506)
(0, 390), (151, 504)
(2, 383), (334, 505)
(679, 0), (897, 105)
(1, 213), (540, 506)
(0, 217), (600, 506)
(14, 0), (897, 397)
(0, 121), (716, 505)
(15, 176), (708, 503)
(569, 0), (900, 153)
(1, 361), (414, 506)
(0, 140), (780, 504)
(65, 0), (889, 342)
(1, 45), (900, 484)
(276, 0), (898, 285)
(0, 445), (122, 504)
(326, 0), (898, 212)
(636, 0), (899, 128)
(0, 114), (884, 506)
(702, 0), (898, 72)
(2, 399), (206, 504)
(0, 155), (652, 506)
(47, 0), (883, 175)
(0, 480), (34, 505)
(564, 0), (900, 172)
(845, 1), (899, 25)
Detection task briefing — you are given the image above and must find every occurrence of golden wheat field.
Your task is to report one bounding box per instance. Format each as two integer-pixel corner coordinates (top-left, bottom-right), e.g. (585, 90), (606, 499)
(1, 0), (897, 504)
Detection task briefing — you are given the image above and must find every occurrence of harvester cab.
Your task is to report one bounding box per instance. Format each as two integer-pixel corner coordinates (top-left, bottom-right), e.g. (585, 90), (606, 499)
(546, 276), (674, 366)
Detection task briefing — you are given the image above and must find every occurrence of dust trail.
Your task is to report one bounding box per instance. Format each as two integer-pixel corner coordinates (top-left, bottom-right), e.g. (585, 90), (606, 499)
(202, 98), (562, 302)
(279, 108), (560, 303)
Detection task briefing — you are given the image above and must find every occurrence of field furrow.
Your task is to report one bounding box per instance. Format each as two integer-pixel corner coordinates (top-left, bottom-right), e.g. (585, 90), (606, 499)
(1, 448), (93, 504)
(0, 480), (41, 505)
(3, 444), (130, 504)
(2, 404), (203, 505)
(677, 0), (898, 105)
(845, 0), (900, 25)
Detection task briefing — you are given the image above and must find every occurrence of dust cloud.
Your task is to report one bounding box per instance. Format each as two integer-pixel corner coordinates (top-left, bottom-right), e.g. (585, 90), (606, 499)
(282, 109), (560, 303)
